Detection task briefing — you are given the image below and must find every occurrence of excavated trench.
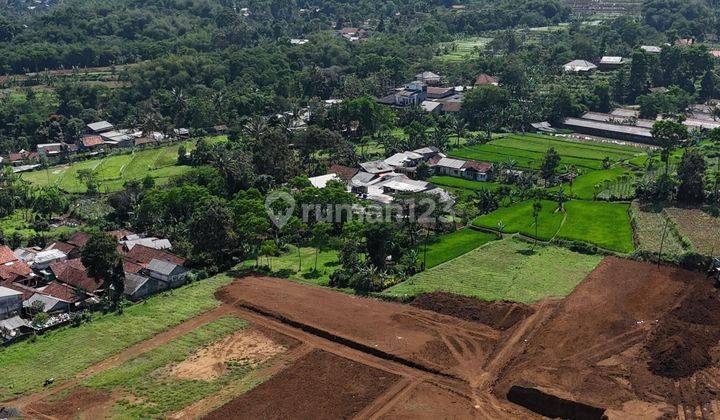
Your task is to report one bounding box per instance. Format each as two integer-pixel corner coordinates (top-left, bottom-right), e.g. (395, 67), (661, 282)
(507, 386), (606, 420)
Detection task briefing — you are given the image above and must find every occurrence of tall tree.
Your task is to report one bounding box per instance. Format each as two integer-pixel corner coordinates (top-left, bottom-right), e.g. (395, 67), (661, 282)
(651, 120), (688, 174)
(676, 150), (707, 204)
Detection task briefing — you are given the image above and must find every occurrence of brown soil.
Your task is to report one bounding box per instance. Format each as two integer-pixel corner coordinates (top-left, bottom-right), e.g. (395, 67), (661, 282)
(495, 257), (720, 417)
(410, 292), (534, 330)
(377, 381), (480, 419)
(215, 275), (501, 381)
(169, 328), (287, 381)
(205, 349), (400, 420)
(28, 387), (111, 420)
(645, 281), (720, 378)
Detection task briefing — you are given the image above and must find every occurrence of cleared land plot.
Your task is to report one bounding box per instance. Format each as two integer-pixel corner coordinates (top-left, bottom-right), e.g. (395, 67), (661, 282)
(473, 199), (634, 253)
(71, 317), (276, 419)
(496, 257), (719, 418)
(664, 207), (720, 255)
(385, 238), (602, 303)
(0, 273), (233, 400)
(21, 141), (195, 193)
(424, 228), (498, 269)
(217, 276), (502, 380)
(451, 134), (640, 170)
(240, 246), (340, 286)
(207, 349), (400, 420)
(630, 202), (687, 255)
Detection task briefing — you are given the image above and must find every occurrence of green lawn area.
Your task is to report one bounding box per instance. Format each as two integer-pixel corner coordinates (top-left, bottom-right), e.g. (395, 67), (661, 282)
(0, 273), (234, 400)
(472, 199), (635, 253)
(557, 201), (634, 253)
(81, 316), (263, 418)
(428, 176), (503, 193)
(384, 238), (602, 303)
(424, 228), (498, 269)
(240, 246), (340, 287)
(436, 36), (493, 62)
(472, 199), (566, 240)
(451, 134), (641, 170)
(20, 140), (203, 193)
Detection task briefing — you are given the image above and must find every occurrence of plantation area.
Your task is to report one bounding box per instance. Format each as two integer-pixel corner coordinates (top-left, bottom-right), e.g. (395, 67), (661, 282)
(664, 207), (720, 255)
(561, 167), (635, 200)
(630, 201), (687, 256)
(450, 134), (641, 170)
(423, 228), (498, 269)
(384, 238), (602, 303)
(473, 199), (634, 253)
(0, 273), (233, 400)
(20, 141), (194, 193)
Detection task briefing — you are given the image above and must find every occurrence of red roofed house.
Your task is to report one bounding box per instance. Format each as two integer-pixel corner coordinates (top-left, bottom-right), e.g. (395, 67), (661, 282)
(329, 165), (359, 183)
(67, 232), (91, 248)
(0, 246), (34, 284)
(475, 74), (499, 86)
(41, 281), (83, 303)
(79, 135), (105, 152)
(124, 245), (185, 267)
(461, 160), (494, 181)
(50, 259), (104, 294)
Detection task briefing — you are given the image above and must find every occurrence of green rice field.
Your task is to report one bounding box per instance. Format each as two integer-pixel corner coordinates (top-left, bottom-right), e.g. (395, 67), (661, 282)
(423, 228), (498, 269)
(451, 133), (641, 170)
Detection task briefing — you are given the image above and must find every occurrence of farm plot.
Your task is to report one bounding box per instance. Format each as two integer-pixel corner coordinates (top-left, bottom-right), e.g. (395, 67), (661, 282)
(472, 199), (565, 240)
(423, 228), (498, 269)
(630, 202), (687, 256)
(21, 142), (193, 193)
(664, 207), (720, 255)
(428, 176), (503, 193)
(451, 134), (640, 170)
(473, 199), (634, 253)
(557, 201), (634, 253)
(384, 238), (602, 303)
(239, 246), (340, 286)
(560, 167), (635, 200)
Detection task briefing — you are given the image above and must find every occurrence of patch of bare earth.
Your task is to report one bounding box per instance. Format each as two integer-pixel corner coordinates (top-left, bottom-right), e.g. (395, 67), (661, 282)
(168, 328), (286, 381)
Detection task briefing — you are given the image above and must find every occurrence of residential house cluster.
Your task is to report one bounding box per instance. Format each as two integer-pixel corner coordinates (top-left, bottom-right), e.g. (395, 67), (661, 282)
(562, 56), (629, 73)
(0, 230), (188, 344)
(377, 71), (502, 115)
(2, 120), (180, 173)
(309, 146), (494, 205)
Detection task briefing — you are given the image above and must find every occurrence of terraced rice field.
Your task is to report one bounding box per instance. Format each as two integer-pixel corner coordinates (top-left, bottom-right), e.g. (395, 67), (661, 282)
(451, 134), (641, 170)
(473, 199), (634, 253)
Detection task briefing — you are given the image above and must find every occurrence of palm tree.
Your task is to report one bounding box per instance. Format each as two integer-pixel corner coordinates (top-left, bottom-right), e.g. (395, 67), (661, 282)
(451, 116), (468, 148)
(243, 115), (268, 141)
(531, 197), (542, 251)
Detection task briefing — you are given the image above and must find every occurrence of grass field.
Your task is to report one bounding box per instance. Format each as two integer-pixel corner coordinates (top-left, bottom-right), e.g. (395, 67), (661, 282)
(81, 317), (262, 418)
(384, 238), (602, 302)
(424, 228), (498, 269)
(472, 199), (566, 240)
(436, 36), (493, 62)
(240, 246), (340, 287)
(21, 141), (197, 193)
(0, 273), (233, 400)
(451, 134), (641, 170)
(472, 199), (635, 253)
(0, 210), (79, 240)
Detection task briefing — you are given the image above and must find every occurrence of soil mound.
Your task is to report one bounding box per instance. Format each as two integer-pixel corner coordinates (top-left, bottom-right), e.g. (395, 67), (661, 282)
(410, 292), (534, 330)
(646, 282), (720, 378)
(29, 387), (111, 420)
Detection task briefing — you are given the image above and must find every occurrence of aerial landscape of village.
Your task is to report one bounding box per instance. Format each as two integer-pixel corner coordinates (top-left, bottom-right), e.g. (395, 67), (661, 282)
(1, 0), (720, 418)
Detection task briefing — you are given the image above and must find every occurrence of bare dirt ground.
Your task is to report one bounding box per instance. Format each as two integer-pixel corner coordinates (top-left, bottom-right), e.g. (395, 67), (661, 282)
(169, 328), (287, 381)
(10, 258), (720, 420)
